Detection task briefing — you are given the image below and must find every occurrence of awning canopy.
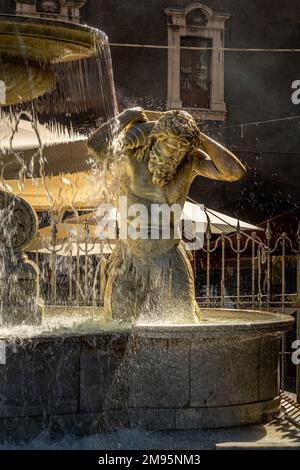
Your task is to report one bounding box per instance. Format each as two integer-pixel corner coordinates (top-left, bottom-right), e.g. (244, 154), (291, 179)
(71, 201), (262, 234)
(24, 201), (261, 258)
(0, 170), (110, 210)
(0, 118), (85, 152)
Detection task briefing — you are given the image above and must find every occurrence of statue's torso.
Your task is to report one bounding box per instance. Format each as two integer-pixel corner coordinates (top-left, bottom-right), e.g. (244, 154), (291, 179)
(113, 152), (196, 256)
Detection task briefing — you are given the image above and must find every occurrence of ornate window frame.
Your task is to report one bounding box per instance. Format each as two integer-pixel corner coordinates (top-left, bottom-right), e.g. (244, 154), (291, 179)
(164, 3), (230, 121)
(14, 1), (88, 24)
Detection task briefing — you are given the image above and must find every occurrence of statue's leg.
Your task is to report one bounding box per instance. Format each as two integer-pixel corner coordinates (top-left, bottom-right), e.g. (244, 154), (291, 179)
(150, 242), (199, 323)
(104, 241), (150, 322)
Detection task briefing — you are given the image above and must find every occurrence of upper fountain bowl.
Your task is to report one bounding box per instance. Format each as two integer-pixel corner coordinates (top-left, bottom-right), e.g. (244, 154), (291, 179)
(0, 15), (100, 105)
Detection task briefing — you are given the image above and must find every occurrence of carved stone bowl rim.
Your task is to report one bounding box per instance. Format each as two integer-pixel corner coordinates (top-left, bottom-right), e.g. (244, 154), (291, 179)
(132, 308), (294, 339)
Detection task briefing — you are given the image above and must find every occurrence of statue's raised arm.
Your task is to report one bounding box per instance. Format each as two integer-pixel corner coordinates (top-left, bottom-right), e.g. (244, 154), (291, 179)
(190, 132), (246, 182)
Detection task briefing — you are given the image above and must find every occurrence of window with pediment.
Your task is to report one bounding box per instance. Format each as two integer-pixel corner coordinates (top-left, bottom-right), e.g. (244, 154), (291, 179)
(164, 3), (229, 121)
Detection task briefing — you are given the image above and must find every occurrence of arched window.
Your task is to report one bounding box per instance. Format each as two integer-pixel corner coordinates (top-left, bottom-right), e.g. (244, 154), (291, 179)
(164, 3), (229, 121)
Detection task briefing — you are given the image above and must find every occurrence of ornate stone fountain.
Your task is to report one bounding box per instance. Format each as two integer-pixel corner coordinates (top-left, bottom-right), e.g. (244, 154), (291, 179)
(0, 14), (294, 440)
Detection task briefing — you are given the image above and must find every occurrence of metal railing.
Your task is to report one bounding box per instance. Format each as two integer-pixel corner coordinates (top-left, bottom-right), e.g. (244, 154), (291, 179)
(32, 235), (111, 307)
(195, 221), (300, 312)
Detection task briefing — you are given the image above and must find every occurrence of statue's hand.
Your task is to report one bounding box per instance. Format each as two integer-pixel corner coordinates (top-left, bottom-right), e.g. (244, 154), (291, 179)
(87, 107), (148, 161)
(121, 107), (148, 125)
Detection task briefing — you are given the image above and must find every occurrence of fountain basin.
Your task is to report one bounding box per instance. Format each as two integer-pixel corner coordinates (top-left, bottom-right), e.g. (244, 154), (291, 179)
(0, 308), (293, 441)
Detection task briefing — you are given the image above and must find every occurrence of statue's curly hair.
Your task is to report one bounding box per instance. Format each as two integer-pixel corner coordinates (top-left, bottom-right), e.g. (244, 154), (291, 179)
(149, 110), (201, 147)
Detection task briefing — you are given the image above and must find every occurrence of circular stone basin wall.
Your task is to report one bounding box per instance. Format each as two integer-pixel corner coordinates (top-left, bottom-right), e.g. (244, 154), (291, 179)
(0, 308), (293, 441)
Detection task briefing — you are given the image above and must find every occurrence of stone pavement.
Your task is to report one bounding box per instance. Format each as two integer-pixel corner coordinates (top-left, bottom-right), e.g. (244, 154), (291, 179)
(0, 417), (299, 450)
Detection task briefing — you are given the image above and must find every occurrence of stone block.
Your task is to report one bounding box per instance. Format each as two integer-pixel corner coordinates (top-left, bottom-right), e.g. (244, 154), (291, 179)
(259, 336), (280, 401)
(126, 337), (190, 408)
(0, 338), (80, 417)
(128, 408), (175, 430)
(80, 335), (130, 412)
(175, 398), (280, 430)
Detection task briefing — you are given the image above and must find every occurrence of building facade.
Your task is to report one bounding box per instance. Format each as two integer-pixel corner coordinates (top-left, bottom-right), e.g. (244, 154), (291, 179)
(0, 0), (299, 222)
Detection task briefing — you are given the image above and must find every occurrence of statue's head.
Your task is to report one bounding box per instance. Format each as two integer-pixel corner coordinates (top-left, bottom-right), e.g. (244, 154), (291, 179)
(124, 110), (200, 186)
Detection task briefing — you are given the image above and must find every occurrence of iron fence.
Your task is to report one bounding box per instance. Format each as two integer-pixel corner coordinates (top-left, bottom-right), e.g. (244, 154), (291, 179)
(195, 222), (300, 312)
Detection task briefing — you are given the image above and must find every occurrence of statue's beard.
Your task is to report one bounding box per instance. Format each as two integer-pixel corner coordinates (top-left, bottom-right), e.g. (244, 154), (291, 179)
(147, 146), (183, 187)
